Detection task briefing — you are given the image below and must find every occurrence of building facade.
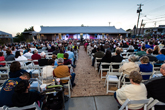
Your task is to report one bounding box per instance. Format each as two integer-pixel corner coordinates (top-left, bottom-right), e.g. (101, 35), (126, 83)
(0, 31), (13, 43)
(31, 26), (127, 41)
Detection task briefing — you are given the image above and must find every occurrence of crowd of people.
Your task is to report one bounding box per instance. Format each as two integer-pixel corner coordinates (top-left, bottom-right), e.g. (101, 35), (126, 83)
(0, 37), (165, 109)
(85, 38), (165, 110)
(0, 40), (79, 108)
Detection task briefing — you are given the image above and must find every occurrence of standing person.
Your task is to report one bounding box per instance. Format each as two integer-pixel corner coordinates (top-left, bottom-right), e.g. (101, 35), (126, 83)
(0, 73), (31, 107)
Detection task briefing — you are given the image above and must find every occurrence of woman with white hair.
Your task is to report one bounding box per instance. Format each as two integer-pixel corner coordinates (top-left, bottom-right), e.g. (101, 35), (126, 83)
(119, 55), (139, 76)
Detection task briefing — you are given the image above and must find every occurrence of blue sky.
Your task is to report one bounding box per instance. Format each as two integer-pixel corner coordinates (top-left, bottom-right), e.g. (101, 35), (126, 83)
(0, 0), (165, 36)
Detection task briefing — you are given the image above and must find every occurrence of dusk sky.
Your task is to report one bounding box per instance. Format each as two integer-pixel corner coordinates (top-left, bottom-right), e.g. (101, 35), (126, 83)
(0, 0), (165, 36)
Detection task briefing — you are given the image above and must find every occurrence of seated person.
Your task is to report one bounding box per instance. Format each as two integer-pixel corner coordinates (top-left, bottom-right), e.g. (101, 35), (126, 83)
(42, 59), (54, 81)
(0, 73), (31, 107)
(111, 50), (123, 69)
(153, 45), (159, 55)
(38, 52), (48, 66)
(145, 63), (165, 110)
(9, 61), (28, 78)
(31, 50), (41, 65)
(119, 55), (139, 76)
(127, 43), (134, 52)
(92, 48), (104, 66)
(52, 54), (58, 66)
(140, 48), (158, 62)
(136, 45), (146, 56)
(64, 53), (72, 65)
(5, 49), (15, 61)
(98, 50), (111, 72)
(156, 48), (165, 63)
(15, 51), (28, 66)
(12, 80), (41, 108)
(0, 52), (5, 67)
(23, 48), (33, 60)
(114, 71), (147, 110)
(53, 47), (60, 55)
(57, 49), (64, 59)
(139, 56), (153, 80)
(53, 58), (76, 87)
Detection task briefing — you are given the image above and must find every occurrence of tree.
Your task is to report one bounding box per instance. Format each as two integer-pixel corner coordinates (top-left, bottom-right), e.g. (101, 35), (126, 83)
(81, 24), (84, 27)
(126, 29), (131, 32)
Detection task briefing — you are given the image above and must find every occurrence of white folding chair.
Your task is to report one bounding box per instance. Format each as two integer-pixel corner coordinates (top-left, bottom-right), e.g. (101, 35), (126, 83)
(141, 71), (154, 82)
(54, 76), (72, 98)
(147, 99), (165, 110)
(121, 74), (131, 85)
(152, 71), (162, 78)
(94, 57), (102, 70)
(110, 62), (123, 72)
(2, 102), (41, 110)
(99, 62), (110, 79)
(0, 61), (7, 67)
(0, 67), (9, 78)
(104, 72), (123, 94)
(46, 55), (52, 59)
(119, 98), (153, 110)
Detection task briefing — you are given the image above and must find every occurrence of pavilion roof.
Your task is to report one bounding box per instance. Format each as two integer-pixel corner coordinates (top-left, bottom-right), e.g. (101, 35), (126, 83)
(32, 26), (127, 34)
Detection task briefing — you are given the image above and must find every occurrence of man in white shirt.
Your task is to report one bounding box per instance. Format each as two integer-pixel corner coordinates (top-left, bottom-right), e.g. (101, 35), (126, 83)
(23, 49), (33, 60)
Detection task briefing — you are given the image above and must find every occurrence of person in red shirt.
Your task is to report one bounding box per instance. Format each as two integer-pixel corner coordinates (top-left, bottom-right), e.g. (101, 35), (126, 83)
(0, 52), (6, 66)
(31, 50), (41, 65)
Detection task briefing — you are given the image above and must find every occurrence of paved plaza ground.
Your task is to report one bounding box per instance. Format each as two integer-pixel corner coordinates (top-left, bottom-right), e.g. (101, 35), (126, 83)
(65, 96), (118, 110)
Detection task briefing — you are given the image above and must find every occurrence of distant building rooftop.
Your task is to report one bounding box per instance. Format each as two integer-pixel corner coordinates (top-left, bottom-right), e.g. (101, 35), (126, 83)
(32, 26), (127, 34)
(0, 30), (12, 38)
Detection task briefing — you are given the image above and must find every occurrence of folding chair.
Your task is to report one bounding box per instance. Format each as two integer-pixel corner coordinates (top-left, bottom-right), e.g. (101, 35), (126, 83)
(94, 57), (102, 71)
(54, 76), (72, 98)
(2, 102), (41, 110)
(121, 74), (131, 85)
(110, 62), (123, 72)
(99, 62), (110, 79)
(119, 98), (153, 110)
(46, 55), (52, 59)
(147, 99), (165, 110)
(104, 72), (123, 94)
(141, 71), (154, 82)
(0, 67), (9, 78)
(152, 71), (162, 78)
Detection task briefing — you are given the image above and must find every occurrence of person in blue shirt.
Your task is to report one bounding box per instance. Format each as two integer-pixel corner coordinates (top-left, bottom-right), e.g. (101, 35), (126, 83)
(156, 48), (165, 62)
(9, 61), (28, 78)
(0, 72), (31, 107)
(139, 56), (153, 80)
(66, 47), (75, 65)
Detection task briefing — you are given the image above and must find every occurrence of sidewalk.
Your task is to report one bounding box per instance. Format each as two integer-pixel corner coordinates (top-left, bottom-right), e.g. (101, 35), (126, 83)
(65, 96), (118, 110)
